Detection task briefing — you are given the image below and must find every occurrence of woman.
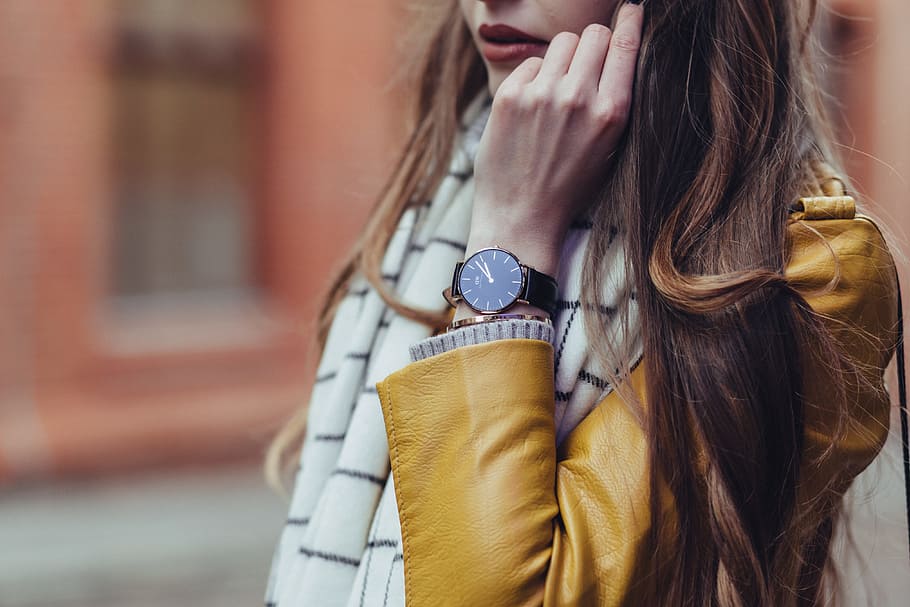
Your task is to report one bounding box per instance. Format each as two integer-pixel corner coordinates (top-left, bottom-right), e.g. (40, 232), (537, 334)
(265, 1), (903, 605)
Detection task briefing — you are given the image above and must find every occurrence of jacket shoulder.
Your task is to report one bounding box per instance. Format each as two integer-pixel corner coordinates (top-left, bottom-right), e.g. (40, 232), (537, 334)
(785, 195), (900, 496)
(785, 198), (899, 358)
(786, 164), (897, 320)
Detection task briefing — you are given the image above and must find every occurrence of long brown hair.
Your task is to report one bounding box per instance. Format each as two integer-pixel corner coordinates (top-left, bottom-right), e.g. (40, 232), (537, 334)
(267, 1), (857, 604)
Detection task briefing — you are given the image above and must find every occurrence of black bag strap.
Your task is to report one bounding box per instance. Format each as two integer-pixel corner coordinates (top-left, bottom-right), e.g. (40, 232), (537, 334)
(896, 273), (910, 562)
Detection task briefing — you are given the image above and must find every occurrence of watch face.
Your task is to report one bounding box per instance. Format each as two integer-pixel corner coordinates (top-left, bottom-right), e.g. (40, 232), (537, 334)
(459, 248), (523, 313)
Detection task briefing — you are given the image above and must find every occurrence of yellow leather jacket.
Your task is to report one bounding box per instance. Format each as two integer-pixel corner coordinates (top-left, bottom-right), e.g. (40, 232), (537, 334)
(376, 180), (899, 606)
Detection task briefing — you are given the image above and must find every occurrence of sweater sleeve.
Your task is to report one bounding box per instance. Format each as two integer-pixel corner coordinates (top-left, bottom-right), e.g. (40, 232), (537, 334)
(409, 319), (554, 362)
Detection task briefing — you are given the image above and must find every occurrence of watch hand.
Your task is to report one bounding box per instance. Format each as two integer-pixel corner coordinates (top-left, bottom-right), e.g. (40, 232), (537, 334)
(481, 260), (494, 283)
(474, 262), (492, 282)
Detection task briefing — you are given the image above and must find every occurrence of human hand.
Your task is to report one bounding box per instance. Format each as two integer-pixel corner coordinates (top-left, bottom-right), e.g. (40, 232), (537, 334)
(468, 3), (644, 276)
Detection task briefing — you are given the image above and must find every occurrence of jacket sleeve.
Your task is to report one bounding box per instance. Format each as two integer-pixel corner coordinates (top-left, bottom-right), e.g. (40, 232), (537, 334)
(377, 336), (658, 606)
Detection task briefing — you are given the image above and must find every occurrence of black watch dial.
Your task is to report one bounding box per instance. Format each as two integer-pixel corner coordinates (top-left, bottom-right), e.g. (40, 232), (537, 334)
(458, 248), (523, 313)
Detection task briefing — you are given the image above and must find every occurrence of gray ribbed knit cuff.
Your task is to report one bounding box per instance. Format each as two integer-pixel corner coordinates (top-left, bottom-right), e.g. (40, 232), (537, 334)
(409, 320), (555, 362)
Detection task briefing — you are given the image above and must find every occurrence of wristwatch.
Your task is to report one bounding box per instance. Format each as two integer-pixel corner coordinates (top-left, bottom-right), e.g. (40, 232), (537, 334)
(443, 246), (559, 318)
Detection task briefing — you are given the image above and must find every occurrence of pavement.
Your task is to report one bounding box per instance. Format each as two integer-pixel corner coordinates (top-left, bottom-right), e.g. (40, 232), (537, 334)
(0, 464), (287, 607)
(0, 421), (908, 607)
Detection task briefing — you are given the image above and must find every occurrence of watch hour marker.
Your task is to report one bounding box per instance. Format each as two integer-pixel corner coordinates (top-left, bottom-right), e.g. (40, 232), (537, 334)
(498, 299), (503, 308)
(512, 280), (521, 284)
(511, 267), (520, 272)
(492, 251), (496, 260)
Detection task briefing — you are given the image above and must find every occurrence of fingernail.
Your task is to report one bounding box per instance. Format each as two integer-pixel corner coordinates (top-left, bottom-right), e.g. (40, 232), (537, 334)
(626, 0), (644, 4)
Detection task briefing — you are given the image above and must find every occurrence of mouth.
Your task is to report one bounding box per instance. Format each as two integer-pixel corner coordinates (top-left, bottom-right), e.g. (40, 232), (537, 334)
(477, 24), (548, 64)
(478, 24), (548, 45)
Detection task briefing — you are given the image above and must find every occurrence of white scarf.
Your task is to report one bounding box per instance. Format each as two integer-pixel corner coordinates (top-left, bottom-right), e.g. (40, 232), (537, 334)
(263, 92), (640, 607)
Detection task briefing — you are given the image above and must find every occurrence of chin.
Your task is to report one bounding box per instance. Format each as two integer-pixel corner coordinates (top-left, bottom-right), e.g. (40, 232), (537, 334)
(486, 71), (506, 97)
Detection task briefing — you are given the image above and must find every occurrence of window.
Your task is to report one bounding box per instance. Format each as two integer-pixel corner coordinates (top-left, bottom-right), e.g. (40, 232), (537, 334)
(110, 0), (262, 299)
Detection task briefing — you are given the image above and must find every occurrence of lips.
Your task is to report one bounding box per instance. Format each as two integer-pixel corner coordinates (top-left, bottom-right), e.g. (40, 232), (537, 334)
(477, 24), (548, 64)
(478, 24), (547, 45)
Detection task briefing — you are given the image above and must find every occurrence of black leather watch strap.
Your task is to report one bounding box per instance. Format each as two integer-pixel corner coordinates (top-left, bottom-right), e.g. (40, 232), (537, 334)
(450, 261), (465, 299)
(523, 266), (558, 318)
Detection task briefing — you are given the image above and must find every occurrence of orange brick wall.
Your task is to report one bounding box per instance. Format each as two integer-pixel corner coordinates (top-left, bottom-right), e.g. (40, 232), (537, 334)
(870, 0), (910, 232)
(260, 1), (408, 318)
(0, 1), (114, 478)
(0, 0), (407, 482)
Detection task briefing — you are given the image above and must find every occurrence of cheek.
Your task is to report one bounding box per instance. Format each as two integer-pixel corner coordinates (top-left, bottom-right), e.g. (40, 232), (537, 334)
(458, 0), (474, 30)
(556, 0), (622, 31)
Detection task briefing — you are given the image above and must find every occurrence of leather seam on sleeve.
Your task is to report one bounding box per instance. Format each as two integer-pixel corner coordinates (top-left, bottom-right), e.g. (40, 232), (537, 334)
(382, 380), (413, 606)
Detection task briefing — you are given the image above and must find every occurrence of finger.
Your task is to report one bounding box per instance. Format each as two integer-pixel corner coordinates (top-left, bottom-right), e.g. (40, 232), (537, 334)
(599, 3), (644, 97)
(566, 24), (612, 85)
(502, 56), (544, 88)
(506, 57), (543, 84)
(533, 31), (580, 84)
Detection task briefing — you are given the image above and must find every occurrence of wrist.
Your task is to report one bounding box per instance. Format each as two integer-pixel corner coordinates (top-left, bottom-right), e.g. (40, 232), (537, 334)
(463, 230), (562, 278)
(469, 195), (572, 255)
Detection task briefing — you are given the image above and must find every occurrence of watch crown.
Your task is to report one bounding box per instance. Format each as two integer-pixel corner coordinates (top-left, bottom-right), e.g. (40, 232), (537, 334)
(442, 286), (460, 308)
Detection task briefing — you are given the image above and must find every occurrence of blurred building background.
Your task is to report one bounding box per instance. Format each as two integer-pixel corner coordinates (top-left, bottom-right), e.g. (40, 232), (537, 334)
(0, 1), (406, 605)
(0, 0), (908, 606)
